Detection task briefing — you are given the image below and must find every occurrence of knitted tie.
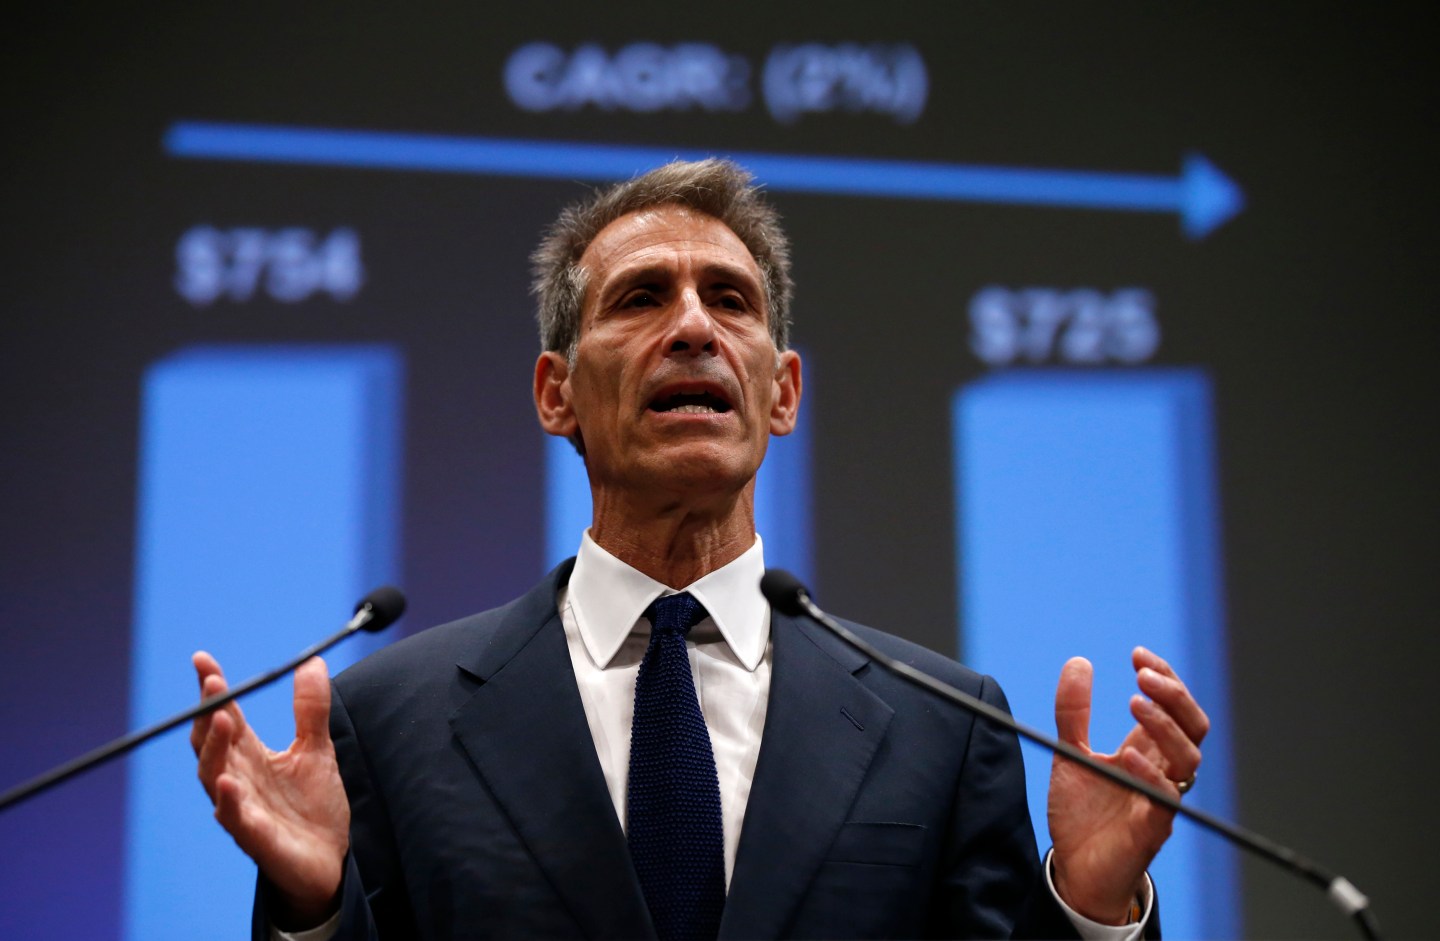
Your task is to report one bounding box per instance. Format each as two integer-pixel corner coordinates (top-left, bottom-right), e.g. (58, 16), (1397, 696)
(626, 592), (726, 941)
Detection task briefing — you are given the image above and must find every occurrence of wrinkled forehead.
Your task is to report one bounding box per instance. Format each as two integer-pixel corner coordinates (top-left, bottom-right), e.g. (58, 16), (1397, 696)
(577, 205), (761, 290)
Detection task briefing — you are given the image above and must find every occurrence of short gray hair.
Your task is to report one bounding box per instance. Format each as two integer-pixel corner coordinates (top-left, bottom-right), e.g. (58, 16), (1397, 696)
(531, 158), (793, 359)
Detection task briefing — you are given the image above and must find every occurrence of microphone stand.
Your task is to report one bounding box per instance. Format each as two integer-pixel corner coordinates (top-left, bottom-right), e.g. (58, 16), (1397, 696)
(768, 574), (1382, 940)
(0, 592), (402, 814)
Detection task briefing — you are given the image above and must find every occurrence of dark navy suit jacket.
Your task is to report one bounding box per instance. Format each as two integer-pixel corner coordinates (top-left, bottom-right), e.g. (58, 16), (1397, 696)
(257, 560), (1105, 939)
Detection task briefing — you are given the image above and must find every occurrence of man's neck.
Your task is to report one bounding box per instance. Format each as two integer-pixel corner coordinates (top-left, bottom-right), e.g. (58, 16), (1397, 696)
(588, 488), (756, 589)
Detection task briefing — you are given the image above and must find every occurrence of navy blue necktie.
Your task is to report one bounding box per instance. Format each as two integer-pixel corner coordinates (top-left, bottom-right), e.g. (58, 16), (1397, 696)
(626, 592), (726, 941)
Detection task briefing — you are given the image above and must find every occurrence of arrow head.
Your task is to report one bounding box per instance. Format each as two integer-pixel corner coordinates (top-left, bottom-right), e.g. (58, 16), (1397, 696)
(1183, 153), (1245, 239)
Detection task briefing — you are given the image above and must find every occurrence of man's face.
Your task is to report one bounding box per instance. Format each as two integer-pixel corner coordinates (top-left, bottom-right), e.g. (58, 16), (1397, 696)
(535, 205), (800, 504)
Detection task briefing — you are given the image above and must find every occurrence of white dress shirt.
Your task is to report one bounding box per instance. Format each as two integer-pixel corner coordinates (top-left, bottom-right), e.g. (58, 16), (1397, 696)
(277, 530), (1147, 940)
(561, 530), (770, 888)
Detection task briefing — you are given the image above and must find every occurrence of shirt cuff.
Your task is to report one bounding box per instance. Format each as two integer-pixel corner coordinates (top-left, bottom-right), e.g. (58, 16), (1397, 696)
(270, 909), (341, 941)
(1044, 848), (1154, 941)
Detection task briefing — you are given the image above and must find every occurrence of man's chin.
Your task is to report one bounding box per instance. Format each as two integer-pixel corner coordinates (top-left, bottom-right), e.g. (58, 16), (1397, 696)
(636, 442), (759, 492)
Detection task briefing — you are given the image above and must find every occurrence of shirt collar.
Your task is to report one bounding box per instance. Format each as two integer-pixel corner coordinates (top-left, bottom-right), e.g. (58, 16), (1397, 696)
(568, 530), (770, 672)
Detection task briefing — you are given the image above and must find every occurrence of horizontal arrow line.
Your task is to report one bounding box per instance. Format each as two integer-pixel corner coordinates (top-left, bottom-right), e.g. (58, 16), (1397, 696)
(164, 122), (1244, 239)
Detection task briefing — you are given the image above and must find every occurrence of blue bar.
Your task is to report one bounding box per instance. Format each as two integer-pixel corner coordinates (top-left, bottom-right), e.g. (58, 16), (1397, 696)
(124, 346), (404, 941)
(545, 434), (592, 571)
(752, 372), (814, 586)
(164, 122), (1243, 238)
(544, 358), (813, 587)
(953, 370), (1236, 939)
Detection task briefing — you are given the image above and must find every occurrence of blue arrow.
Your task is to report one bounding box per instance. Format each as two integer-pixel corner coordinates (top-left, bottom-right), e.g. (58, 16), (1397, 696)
(165, 121), (1244, 239)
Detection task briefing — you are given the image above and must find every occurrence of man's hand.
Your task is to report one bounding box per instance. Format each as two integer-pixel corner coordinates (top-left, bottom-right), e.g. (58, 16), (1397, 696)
(1047, 647), (1209, 925)
(190, 651), (350, 928)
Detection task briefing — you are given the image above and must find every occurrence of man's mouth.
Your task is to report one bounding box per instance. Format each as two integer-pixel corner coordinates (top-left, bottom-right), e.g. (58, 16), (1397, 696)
(648, 390), (733, 415)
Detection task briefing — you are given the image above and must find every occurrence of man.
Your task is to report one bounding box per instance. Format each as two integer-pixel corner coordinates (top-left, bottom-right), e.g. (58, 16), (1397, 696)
(192, 159), (1207, 939)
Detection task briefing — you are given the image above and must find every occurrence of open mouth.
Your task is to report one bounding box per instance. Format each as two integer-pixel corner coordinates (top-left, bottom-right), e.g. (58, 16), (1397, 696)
(648, 390), (733, 415)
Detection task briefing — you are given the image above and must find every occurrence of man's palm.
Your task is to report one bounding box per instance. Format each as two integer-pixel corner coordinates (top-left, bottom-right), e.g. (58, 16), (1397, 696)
(192, 653), (350, 927)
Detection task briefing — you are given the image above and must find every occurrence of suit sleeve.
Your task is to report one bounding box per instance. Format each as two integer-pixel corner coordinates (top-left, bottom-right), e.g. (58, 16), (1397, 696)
(926, 674), (1078, 939)
(929, 675), (1161, 939)
(250, 681), (408, 941)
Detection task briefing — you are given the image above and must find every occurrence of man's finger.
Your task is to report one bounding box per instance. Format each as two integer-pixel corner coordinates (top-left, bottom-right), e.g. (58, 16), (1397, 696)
(292, 657), (333, 748)
(190, 663), (228, 756)
(1119, 745), (1180, 851)
(192, 650), (253, 727)
(1131, 646), (1178, 680)
(213, 772), (269, 854)
(197, 671), (249, 748)
(1054, 657), (1094, 750)
(1131, 694), (1202, 782)
(1119, 743), (1172, 791)
(193, 650), (224, 688)
(191, 714), (209, 757)
(196, 708), (236, 803)
(1135, 662), (1210, 745)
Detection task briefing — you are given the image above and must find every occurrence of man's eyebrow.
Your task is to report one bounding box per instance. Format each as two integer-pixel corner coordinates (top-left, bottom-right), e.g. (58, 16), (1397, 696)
(700, 262), (764, 294)
(599, 264), (669, 294)
(596, 261), (763, 304)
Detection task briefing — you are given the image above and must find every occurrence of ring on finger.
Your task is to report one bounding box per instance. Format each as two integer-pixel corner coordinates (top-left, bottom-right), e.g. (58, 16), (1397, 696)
(1176, 773), (1196, 795)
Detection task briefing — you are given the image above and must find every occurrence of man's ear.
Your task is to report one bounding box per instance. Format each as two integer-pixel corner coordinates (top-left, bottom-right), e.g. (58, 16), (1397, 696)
(769, 349), (802, 436)
(534, 351), (578, 438)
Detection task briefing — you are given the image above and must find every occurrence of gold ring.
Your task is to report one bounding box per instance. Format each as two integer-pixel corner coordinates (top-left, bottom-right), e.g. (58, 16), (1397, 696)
(1176, 773), (1196, 795)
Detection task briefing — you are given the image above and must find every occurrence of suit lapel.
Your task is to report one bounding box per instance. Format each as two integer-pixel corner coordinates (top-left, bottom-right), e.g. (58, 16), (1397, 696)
(720, 612), (895, 939)
(448, 565), (654, 939)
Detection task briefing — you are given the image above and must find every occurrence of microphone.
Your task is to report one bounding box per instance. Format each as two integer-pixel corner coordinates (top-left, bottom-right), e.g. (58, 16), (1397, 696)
(759, 569), (810, 617)
(761, 569), (1382, 940)
(350, 585), (407, 632)
(0, 585), (407, 814)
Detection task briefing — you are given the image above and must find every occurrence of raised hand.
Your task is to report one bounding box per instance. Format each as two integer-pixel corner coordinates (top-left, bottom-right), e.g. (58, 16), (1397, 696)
(1046, 647), (1209, 925)
(191, 651), (350, 928)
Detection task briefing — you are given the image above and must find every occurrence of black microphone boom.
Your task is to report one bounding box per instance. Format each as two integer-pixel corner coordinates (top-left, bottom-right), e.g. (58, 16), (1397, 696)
(0, 585), (406, 814)
(760, 569), (1381, 940)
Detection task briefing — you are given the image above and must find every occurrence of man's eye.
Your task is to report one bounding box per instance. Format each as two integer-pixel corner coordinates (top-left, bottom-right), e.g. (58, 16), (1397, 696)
(716, 295), (745, 311)
(624, 292), (658, 308)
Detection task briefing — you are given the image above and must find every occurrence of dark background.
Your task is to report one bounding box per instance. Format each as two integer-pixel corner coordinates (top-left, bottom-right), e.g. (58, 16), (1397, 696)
(2, 4), (1436, 937)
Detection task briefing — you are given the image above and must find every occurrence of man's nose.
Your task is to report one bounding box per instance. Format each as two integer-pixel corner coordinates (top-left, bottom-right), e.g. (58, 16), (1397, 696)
(665, 289), (717, 355)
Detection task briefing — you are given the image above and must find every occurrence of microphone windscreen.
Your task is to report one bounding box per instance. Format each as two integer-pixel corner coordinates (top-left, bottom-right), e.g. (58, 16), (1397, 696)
(355, 585), (407, 632)
(759, 569), (809, 616)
